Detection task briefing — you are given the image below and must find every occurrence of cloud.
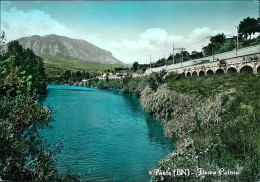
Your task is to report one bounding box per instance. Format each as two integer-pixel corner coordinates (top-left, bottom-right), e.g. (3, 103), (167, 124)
(188, 27), (211, 39)
(85, 34), (103, 45)
(104, 27), (218, 63)
(1, 7), (72, 41)
(1, 6), (234, 64)
(140, 28), (167, 45)
(107, 41), (122, 49)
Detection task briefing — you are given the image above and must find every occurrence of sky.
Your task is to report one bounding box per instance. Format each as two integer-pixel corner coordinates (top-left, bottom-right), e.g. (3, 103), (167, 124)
(1, 0), (259, 64)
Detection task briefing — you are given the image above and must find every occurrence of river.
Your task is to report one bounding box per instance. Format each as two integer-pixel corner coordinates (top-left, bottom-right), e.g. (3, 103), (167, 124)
(38, 84), (174, 181)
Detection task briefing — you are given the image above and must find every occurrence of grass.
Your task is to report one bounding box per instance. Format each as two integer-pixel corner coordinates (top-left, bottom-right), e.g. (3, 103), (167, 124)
(165, 73), (260, 100)
(155, 73), (260, 181)
(42, 56), (125, 77)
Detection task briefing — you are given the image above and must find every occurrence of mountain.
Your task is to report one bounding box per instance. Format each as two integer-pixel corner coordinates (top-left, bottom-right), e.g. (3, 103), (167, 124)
(3, 34), (124, 65)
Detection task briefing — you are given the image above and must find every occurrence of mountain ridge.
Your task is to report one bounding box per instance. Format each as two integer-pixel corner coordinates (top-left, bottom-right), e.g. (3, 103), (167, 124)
(2, 34), (124, 65)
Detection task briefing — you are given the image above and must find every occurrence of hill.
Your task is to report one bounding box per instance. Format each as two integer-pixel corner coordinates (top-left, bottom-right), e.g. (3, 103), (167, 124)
(43, 56), (124, 77)
(2, 34), (124, 65)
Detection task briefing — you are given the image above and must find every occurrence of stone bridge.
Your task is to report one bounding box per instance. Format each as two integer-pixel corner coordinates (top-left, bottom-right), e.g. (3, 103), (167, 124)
(167, 53), (260, 77)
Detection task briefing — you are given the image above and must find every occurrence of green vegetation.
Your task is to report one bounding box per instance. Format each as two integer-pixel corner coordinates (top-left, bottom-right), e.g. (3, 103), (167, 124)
(238, 17), (259, 40)
(85, 72), (164, 96)
(147, 73), (260, 181)
(132, 61), (139, 71)
(151, 51), (204, 68)
(203, 34), (236, 55)
(203, 34), (260, 56)
(43, 56), (124, 77)
(241, 36), (260, 48)
(0, 37), (78, 180)
(48, 70), (90, 85)
(203, 17), (259, 56)
(89, 72), (260, 181)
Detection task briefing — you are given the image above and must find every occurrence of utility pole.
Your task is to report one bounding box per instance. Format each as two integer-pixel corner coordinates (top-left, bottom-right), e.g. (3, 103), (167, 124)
(173, 45), (185, 66)
(173, 42), (174, 64)
(180, 48), (185, 67)
(235, 26), (239, 58)
(206, 36), (214, 61)
(149, 55), (151, 70)
(153, 58), (154, 68)
(181, 49), (184, 67)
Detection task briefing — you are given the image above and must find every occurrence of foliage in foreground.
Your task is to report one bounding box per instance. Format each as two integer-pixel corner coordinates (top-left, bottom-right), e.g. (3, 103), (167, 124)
(153, 145), (259, 182)
(0, 41), (47, 96)
(0, 40), (78, 181)
(141, 73), (260, 181)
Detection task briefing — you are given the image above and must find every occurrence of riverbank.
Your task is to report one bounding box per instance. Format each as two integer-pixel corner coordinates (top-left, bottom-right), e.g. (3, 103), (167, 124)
(86, 73), (260, 182)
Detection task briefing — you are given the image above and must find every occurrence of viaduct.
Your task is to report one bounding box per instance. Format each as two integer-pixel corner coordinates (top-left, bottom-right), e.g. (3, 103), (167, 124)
(146, 45), (260, 76)
(169, 53), (260, 77)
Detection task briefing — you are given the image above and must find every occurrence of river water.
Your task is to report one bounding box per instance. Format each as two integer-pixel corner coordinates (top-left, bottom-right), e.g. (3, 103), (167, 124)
(39, 84), (174, 181)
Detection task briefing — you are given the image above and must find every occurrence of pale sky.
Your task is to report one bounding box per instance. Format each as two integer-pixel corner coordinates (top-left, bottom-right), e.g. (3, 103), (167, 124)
(1, 0), (259, 64)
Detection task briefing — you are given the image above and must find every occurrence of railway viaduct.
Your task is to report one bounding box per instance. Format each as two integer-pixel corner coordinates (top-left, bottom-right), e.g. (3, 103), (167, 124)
(146, 45), (260, 76)
(168, 53), (260, 77)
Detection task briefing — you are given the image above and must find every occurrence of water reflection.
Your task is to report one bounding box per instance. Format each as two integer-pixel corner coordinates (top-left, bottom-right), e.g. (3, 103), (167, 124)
(144, 113), (174, 151)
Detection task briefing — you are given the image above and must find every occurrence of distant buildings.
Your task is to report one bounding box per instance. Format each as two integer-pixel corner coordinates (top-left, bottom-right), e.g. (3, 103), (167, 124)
(96, 72), (128, 80)
(95, 72), (150, 80)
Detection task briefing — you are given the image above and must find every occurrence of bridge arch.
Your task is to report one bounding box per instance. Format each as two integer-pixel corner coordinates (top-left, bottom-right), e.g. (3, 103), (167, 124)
(180, 72), (185, 77)
(199, 70), (205, 77)
(227, 67), (237, 74)
(257, 66), (260, 74)
(240, 65), (253, 73)
(186, 72), (191, 77)
(216, 68), (224, 74)
(206, 69), (214, 75)
(192, 71), (198, 77)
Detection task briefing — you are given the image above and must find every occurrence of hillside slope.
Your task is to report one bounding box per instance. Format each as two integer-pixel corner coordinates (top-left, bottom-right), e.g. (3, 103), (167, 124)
(43, 56), (124, 77)
(2, 34), (123, 65)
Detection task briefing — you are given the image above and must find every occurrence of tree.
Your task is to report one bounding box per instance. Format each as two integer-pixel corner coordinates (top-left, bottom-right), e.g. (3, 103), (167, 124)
(0, 31), (7, 56)
(210, 33), (226, 44)
(0, 40), (54, 180)
(238, 17), (259, 39)
(182, 51), (190, 61)
(75, 70), (81, 78)
(0, 35), (78, 181)
(173, 53), (182, 63)
(167, 55), (174, 64)
(1, 41), (47, 96)
(190, 51), (203, 59)
(132, 62), (139, 71)
(114, 67), (124, 72)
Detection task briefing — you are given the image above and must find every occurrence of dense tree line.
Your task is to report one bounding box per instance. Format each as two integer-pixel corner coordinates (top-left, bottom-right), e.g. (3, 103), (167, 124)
(85, 71), (166, 96)
(0, 34), (77, 181)
(150, 50), (203, 68)
(60, 70), (90, 83)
